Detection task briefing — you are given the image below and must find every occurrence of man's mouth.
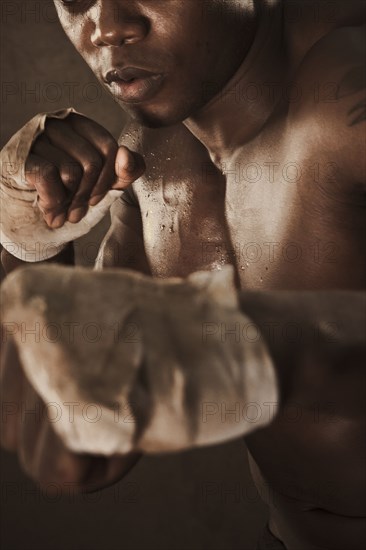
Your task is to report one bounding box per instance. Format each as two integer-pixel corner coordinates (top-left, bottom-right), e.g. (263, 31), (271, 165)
(104, 67), (165, 104)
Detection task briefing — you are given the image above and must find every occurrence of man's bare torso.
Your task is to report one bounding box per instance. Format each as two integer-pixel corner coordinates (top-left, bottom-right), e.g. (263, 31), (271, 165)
(97, 16), (366, 550)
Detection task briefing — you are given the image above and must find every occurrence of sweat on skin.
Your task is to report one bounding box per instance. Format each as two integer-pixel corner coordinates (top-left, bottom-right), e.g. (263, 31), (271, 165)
(1, 1), (365, 549)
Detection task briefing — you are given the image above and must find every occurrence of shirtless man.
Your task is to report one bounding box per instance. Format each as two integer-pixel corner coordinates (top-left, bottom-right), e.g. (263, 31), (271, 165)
(1, 1), (365, 549)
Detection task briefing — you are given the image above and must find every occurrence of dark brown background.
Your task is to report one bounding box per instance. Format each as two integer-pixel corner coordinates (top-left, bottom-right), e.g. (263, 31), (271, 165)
(1, 2), (267, 549)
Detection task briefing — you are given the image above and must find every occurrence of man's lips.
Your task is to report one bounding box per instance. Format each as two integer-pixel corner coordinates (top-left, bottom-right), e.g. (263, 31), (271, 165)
(105, 67), (159, 84)
(104, 67), (164, 104)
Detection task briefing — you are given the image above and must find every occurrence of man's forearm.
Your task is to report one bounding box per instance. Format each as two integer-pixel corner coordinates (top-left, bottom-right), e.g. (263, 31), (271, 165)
(2, 262), (364, 455)
(240, 290), (366, 416)
(0, 243), (75, 280)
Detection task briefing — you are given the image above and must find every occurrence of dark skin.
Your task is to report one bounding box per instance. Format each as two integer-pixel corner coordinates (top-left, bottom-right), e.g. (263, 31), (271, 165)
(1, 0), (257, 496)
(1, 0), (366, 547)
(54, 0), (257, 127)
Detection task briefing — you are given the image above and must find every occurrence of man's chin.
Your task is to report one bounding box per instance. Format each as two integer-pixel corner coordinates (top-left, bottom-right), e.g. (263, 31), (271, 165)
(118, 100), (194, 129)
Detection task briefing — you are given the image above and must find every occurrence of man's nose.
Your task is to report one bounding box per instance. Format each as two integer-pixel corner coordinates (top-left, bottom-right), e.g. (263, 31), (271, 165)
(91, 1), (149, 47)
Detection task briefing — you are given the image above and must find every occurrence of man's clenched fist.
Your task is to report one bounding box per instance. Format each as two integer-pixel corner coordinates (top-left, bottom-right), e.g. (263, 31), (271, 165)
(25, 112), (145, 228)
(1, 264), (278, 457)
(1, 336), (141, 493)
(0, 109), (146, 261)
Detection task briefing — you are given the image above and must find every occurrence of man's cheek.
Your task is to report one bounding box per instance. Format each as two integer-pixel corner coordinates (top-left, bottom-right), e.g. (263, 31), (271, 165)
(55, 10), (86, 48)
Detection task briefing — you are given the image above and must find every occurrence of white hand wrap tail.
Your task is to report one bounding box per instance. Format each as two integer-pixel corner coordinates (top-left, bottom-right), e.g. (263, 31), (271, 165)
(0, 108), (121, 261)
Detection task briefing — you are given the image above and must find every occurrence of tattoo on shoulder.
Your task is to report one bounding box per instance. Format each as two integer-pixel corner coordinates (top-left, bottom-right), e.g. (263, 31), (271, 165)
(336, 65), (366, 127)
(348, 98), (366, 126)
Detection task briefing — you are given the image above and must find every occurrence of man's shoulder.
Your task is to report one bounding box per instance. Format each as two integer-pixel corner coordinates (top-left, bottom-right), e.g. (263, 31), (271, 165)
(291, 24), (365, 120)
(289, 25), (365, 185)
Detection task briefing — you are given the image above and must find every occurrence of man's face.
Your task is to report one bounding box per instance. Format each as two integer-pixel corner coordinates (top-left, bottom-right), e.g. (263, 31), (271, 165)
(54, 0), (254, 127)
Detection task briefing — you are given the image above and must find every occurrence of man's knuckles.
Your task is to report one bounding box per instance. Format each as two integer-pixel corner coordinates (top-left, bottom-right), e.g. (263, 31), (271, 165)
(26, 129), (141, 220)
(25, 158), (59, 188)
(59, 162), (83, 191)
(98, 135), (118, 159)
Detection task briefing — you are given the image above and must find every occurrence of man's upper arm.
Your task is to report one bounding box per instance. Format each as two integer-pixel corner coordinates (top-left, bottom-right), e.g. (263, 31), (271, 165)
(95, 121), (151, 274)
(95, 188), (151, 273)
(326, 26), (366, 186)
(292, 24), (366, 187)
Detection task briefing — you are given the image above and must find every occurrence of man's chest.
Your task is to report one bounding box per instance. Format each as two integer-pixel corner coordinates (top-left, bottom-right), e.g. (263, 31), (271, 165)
(131, 130), (364, 289)
(222, 142), (365, 290)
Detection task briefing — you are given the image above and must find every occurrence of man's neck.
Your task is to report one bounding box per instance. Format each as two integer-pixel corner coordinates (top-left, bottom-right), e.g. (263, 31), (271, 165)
(184, 1), (285, 170)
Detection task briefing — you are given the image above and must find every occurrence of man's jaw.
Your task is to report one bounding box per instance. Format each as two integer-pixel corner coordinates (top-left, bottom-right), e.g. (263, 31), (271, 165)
(100, 68), (205, 129)
(183, 1), (285, 169)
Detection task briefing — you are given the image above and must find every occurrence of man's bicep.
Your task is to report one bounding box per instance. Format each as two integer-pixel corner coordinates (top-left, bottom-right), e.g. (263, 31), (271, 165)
(345, 102), (366, 189)
(334, 37), (366, 186)
(298, 24), (366, 189)
(95, 189), (151, 274)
